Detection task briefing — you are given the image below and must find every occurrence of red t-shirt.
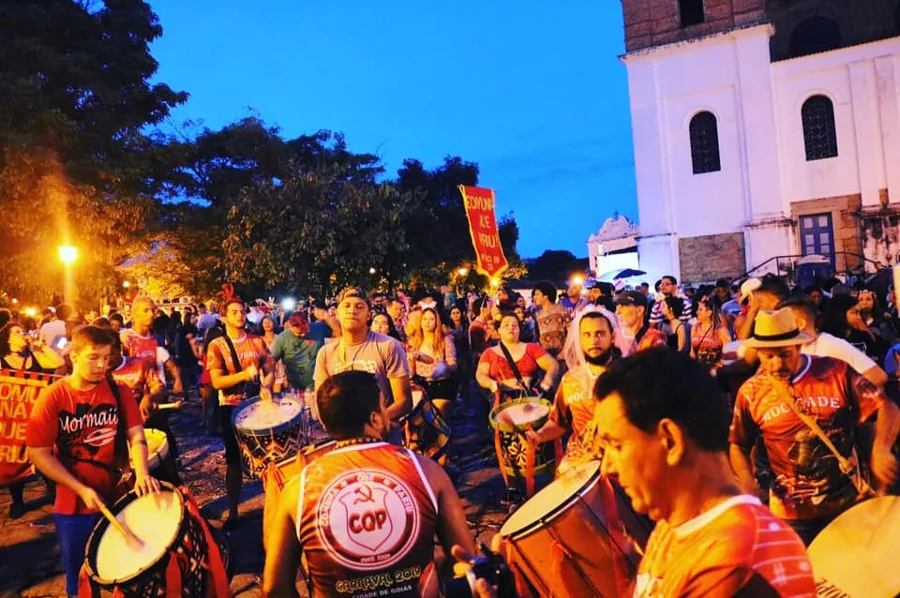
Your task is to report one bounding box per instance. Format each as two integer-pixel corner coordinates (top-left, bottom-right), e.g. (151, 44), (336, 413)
(478, 343), (549, 385)
(207, 334), (270, 406)
(26, 378), (142, 514)
(296, 442), (439, 597)
(550, 366), (600, 464)
(633, 495), (815, 597)
(729, 356), (883, 520)
(111, 357), (161, 405)
(120, 329), (159, 371)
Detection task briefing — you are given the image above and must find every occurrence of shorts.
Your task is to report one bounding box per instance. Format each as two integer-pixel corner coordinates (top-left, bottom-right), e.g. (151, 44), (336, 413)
(218, 406), (241, 465)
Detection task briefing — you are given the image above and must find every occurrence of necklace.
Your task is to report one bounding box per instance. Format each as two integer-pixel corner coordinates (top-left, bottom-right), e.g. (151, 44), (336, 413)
(339, 334), (369, 370)
(334, 436), (382, 449)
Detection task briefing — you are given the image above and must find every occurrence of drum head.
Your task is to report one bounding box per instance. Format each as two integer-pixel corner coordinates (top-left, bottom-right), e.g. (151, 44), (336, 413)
(142, 428), (169, 470)
(500, 461), (601, 538)
(490, 398), (551, 433)
(808, 496), (900, 597)
(93, 489), (184, 582)
(232, 395), (303, 433)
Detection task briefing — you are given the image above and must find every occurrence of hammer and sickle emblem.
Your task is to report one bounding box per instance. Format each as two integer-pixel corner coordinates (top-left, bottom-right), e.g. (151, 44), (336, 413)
(353, 484), (375, 505)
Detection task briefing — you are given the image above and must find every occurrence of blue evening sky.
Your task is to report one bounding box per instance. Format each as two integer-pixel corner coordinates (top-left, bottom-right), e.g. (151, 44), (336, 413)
(148, 1), (637, 259)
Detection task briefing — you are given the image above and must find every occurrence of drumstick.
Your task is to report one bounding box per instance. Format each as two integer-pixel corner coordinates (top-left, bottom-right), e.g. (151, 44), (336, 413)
(156, 401), (183, 410)
(98, 503), (144, 549)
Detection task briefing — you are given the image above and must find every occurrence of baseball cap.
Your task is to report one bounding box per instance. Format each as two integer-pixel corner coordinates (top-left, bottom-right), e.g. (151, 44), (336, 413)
(615, 290), (646, 308)
(336, 286), (370, 306)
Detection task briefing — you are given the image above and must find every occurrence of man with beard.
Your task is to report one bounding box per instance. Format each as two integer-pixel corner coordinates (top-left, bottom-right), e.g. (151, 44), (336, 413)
(263, 371), (474, 598)
(527, 308), (619, 474)
(208, 289), (274, 528)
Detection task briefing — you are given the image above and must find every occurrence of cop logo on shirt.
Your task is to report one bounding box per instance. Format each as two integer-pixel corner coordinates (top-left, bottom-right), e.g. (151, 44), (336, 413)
(316, 469), (420, 571)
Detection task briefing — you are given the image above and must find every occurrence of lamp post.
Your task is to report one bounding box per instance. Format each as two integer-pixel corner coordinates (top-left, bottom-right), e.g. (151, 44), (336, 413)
(59, 245), (77, 304)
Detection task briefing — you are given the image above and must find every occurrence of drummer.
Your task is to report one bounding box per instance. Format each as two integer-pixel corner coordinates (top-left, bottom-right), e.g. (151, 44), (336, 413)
(474, 312), (559, 403)
(313, 287), (413, 424)
(729, 308), (900, 545)
(26, 325), (160, 598)
(108, 329), (167, 421)
(263, 371), (475, 597)
(594, 348), (816, 596)
(526, 307), (619, 474)
(207, 285), (274, 529)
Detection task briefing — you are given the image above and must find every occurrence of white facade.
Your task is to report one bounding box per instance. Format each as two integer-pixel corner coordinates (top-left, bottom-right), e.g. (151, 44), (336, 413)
(587, 214), (640, 276)
(624, 24), (900, 283)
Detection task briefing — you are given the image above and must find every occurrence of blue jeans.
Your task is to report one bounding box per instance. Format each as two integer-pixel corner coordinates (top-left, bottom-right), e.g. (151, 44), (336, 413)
(54, 513), (101, 596)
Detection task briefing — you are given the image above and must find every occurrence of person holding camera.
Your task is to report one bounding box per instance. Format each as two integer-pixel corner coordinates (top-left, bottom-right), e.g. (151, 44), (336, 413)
(207, 288), (274, 529)
(263, 370), (474, 598)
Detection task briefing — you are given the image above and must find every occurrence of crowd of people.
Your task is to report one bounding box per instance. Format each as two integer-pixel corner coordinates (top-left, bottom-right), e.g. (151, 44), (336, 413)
(3, 267), (900, 597)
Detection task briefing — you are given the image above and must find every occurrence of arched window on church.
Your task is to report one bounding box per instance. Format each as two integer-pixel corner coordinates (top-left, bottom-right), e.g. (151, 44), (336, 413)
(689, 111), (721, 174)
(801, 95), (838, 161)
(790, 17), (842, 58)
(679, 0), (705, 27)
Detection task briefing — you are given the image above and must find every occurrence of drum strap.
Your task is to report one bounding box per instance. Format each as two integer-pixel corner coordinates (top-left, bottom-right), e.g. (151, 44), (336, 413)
(499, 342), (531, 395)
(780, 383), (875, 498)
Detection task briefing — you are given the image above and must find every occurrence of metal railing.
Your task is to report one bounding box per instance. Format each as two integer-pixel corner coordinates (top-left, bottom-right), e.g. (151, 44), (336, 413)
(736, 252), (883, 284)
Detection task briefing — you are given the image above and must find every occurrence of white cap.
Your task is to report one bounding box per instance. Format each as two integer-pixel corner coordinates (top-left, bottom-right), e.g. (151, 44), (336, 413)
(739, 278), (762, 300)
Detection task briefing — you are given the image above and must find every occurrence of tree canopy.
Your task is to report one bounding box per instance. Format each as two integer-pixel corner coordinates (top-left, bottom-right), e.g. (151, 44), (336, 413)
(0, 1), (525, 306)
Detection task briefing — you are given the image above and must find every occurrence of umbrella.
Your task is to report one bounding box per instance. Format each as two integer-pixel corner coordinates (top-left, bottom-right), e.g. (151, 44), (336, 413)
(597, 268), (646, 282)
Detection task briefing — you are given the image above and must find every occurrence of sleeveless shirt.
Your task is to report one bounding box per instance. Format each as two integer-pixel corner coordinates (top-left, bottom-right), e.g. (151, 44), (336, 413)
(296, 442), (439, 597)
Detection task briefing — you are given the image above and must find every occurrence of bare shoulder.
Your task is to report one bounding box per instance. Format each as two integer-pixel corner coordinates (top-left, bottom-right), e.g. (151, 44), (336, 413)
(412, 452), (452, 492)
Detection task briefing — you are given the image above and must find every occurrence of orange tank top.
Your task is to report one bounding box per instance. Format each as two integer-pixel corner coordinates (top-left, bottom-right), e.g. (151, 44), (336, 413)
(296, 442), (439, 598)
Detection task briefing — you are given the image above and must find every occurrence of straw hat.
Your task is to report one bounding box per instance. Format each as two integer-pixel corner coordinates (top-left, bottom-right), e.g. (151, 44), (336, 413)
(746, 308), (814, 348)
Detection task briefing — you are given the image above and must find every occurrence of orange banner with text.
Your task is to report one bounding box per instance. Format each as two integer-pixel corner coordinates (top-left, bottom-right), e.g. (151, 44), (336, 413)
(0, 369), (54, 486)
(459, 186), (509, 279)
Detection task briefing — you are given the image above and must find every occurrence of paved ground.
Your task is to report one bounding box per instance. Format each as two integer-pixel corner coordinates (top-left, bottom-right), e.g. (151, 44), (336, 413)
(0, 387), (514, 597)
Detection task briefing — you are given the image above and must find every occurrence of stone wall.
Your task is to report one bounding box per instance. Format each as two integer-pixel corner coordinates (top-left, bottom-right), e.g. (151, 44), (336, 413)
(678, 232), (746, 283)
(622, 0), (767, 52)
(790, 194), (863, 272)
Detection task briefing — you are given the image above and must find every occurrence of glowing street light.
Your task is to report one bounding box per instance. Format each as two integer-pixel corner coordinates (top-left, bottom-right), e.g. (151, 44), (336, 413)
(11, 298), (17, 305)
(457, 267), (468, 277)
(369, 267), (376, 275)
(490, 278), (500, 288)
(122, 281), (131, 289)
(571, 275), (585, 286)
(58, 245), (78, 265)
(24, 307), (36, 317)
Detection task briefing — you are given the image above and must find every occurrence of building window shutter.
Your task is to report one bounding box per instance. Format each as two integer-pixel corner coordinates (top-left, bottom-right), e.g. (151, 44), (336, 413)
(801, 95), (838, 161)
(689, 111), (721, 174)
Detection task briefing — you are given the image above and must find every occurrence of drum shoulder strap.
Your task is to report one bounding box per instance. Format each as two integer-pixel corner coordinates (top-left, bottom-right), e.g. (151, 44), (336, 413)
(106, 373), (129, 469)
(499, 342), (530, 394)
(221, 335), (244, 374)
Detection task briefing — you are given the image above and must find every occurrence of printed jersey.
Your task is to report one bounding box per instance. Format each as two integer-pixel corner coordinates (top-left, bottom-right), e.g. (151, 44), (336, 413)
(26, 378), (142, 515)
(633, 495), (816, 598)
(296, 442), (439, 598)
(207, 334), (271, 406)
(729, 356), (883, 520)
(120, 329), (159, 371)
(111, 357), (161, 406)
(550, 366), (601, 469)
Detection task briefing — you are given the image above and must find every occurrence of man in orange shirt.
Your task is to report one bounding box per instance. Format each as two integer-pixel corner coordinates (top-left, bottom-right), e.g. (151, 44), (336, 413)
(527, 308), (619, 473)
(595, 348), (815, 597)
(729, 308), (900, 545)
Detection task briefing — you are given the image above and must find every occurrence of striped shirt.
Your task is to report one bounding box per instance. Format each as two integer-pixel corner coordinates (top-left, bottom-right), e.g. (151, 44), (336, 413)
(648, 295), (693, 326)
(633, 495), (815, 597)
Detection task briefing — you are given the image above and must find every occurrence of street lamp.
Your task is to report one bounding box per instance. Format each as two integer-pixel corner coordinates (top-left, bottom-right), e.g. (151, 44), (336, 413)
(369, 267), (376, 275)
(490, 278), (500, 288)
(123, 281), (131, 289)
(58, 246), (77, 265)
(457, 267), (468, 277)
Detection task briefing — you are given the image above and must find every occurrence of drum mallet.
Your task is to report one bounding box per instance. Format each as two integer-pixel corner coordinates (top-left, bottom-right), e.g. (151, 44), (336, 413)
(98, 503), (145, 549)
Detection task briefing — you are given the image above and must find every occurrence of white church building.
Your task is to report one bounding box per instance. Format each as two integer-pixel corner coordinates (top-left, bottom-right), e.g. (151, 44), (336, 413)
(618, 0), (900, 284)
